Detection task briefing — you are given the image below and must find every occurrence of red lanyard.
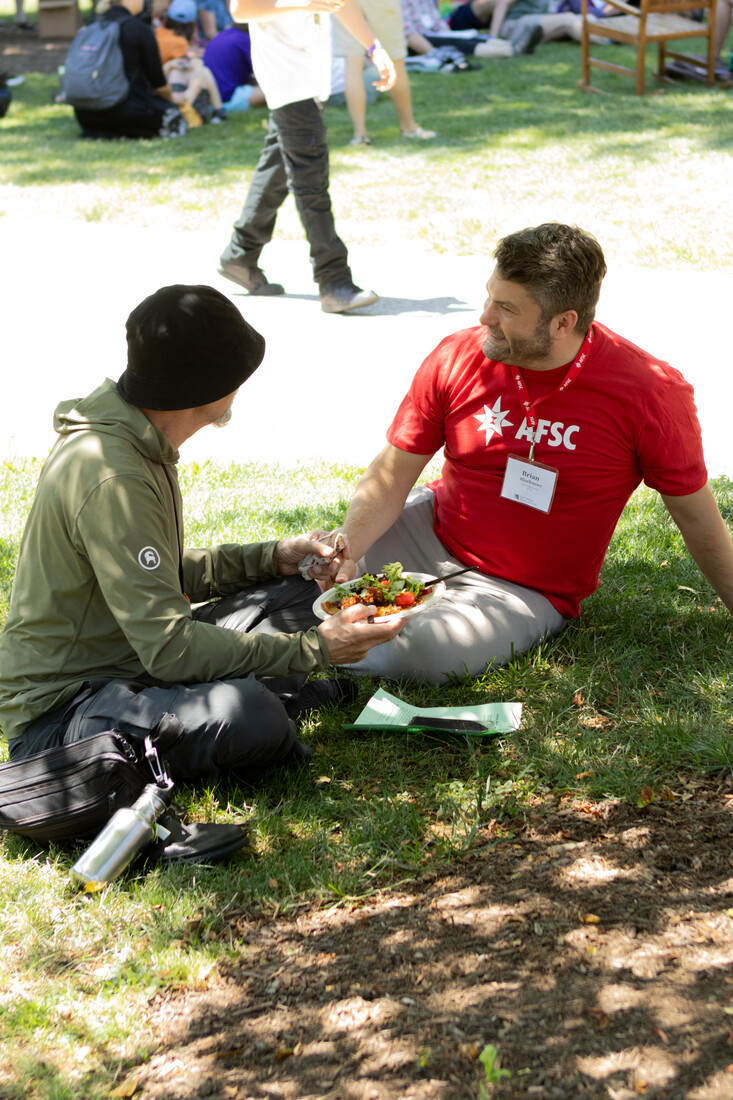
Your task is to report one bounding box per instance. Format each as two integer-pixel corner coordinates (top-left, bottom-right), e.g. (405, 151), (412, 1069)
(509, 327), (594, 460)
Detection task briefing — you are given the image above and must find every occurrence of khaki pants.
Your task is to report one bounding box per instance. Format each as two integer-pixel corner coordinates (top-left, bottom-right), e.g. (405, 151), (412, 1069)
(345, 487), (566, 683)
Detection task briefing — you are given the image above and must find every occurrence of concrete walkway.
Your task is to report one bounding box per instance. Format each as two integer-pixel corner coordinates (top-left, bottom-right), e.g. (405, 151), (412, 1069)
(2, 215), (730, 477)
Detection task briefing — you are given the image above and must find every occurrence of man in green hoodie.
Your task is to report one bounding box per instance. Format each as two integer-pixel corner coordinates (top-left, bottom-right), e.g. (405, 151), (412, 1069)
(0, 284), (403, 782)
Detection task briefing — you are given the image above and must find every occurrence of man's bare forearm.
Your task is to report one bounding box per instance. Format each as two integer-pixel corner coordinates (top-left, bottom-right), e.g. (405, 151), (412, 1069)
(334, 0), (380, 47)
(661, 484), (733, 614)
(489, 0), (513, 37)
(341, 444), (434, 563)
(334, 0), (396, 86)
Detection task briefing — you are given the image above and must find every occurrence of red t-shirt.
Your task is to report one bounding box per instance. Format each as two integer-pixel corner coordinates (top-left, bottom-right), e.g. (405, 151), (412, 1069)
(386, 322), (707, 619)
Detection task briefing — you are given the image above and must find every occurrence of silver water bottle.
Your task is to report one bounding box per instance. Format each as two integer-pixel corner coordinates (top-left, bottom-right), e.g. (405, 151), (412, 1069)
(71, 778), (173, 888)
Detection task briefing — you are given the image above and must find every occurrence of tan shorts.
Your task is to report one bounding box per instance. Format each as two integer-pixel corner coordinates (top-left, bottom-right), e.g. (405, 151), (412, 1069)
(332, 0), (407, 61)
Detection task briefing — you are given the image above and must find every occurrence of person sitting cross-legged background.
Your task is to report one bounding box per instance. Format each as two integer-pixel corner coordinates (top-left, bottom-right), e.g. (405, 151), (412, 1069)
(203, 23), (266, 110)
(155, 0), (228, 124)
(73, 0), (188, 139)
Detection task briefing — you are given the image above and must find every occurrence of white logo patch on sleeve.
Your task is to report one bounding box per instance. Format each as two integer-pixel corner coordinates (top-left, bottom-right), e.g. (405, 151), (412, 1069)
(138, 546), (161, 570)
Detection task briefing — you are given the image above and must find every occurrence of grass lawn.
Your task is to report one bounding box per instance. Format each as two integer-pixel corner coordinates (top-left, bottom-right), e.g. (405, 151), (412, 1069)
(1, 21), (733, 1099)
(1, 16), (733, 267)
(1, 458), (731, 1097)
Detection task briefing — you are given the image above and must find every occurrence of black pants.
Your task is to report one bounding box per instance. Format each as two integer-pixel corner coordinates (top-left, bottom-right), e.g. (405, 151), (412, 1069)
(74, 87), (172, 139)
(220, 97), (352, 290)
(421, 32), (486, 55)
(10, 576), (321, 785)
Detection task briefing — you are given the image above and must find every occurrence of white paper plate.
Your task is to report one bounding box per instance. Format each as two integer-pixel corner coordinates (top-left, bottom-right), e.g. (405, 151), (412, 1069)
(313, 572), (446, 622)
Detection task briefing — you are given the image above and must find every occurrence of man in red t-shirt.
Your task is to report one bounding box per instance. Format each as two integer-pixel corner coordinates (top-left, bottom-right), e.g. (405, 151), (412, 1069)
(313, 223), (733, 682)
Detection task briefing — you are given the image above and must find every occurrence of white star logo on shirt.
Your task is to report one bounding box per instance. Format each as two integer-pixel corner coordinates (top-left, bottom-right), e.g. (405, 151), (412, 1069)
(474, 398), (514, 445)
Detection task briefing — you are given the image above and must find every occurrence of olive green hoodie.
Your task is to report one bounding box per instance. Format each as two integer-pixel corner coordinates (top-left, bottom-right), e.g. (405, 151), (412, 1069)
(0, 380), (328, 743)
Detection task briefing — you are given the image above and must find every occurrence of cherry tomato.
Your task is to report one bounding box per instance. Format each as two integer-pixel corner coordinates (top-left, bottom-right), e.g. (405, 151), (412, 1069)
(394, 591), (416, 608)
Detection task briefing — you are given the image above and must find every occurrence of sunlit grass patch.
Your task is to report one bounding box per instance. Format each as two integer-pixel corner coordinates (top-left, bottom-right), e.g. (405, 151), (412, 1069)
(2, 49), (733, 264)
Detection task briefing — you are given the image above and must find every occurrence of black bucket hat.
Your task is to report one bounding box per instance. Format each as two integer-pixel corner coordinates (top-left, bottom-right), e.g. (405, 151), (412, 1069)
(118, 284), (265, 410)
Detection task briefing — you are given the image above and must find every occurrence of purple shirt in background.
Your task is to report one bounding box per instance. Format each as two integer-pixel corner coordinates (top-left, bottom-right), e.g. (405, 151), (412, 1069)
(203, 25), (255, 100)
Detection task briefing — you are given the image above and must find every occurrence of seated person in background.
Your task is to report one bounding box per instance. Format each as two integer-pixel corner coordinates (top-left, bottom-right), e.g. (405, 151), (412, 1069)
(448, 0), (607, 48)
(156, 0), (198, 57)
(0, 285), (404, 783)
(448, 0), (508, 31)
(74, 0), (187, 139)
(312, 223), (733, 684)
(165, 53), (228, 123)
(197, 0), (233, 42)
(151, 0), (170, 24)
(402, 0), (538, 56)
(495, 0), (608, 46)
(13, 0), (35, 30)
(203, 23), (266, 110)
(156, 0), (228, 122)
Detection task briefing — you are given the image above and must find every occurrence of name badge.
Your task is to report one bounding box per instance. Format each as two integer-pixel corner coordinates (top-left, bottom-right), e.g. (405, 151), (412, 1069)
(500, 455), (558, 513)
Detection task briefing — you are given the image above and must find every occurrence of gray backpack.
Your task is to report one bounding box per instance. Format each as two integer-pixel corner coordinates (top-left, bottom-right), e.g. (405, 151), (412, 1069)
(63, 19), (130, 110)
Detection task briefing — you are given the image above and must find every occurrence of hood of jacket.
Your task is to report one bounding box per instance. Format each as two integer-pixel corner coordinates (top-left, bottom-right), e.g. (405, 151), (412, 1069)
(52, 379), (179, 467)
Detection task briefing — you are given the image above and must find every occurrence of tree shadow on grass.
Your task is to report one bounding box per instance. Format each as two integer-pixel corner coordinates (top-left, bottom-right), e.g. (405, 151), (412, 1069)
(97, 780), (733, 1100)
(89, 527), (733, 1095)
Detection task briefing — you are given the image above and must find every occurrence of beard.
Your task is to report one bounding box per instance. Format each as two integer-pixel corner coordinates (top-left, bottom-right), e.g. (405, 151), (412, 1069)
(482, 321), (554, 368)
(212, 406), (233, 429)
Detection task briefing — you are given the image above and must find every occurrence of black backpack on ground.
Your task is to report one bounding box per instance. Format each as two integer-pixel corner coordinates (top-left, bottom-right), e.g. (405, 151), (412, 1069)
(63, 19), (130, 111)
(0, 72), (11, 119)
(0, 718), (249, 866)
(0, 726), (176, 842)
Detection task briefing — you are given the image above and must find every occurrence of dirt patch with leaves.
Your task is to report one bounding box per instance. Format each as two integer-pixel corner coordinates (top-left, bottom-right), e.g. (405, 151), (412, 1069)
(115, 777), (733, 1100)
(0, 22), (69, 78)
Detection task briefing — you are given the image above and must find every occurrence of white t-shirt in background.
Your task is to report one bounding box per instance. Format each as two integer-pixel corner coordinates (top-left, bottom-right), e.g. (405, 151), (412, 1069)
(250, 12), (333, 109)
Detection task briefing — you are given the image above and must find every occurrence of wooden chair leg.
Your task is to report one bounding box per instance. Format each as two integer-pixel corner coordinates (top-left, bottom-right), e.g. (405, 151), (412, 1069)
(705, 24), (716, 83)
(580, 20), (590, 87)
(657, 40), (666, 83)
(636, 37), (647, 93)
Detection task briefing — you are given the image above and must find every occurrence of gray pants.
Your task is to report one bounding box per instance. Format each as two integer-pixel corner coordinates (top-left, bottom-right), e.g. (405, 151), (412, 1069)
(220, 97), (352, 290)
(11, 576), (321, 785)
(346, 488), (566, 683)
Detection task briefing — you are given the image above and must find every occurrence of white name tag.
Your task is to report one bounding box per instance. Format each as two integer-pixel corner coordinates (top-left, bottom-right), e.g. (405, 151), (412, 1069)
(500, 455), (558, 513)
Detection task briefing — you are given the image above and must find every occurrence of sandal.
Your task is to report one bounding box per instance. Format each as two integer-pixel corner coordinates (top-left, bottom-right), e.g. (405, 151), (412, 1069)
(14, 19), (36, 30)
(348, 134), (372, 146)
(401, 126), (437, 140)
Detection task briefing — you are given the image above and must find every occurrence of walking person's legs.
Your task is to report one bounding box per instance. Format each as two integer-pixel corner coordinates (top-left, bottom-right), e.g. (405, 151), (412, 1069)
(270, 98), (352, 287)
(272, 98), (379, 311)
(389, 58), (436, 138)
(218, 117), (289, 294)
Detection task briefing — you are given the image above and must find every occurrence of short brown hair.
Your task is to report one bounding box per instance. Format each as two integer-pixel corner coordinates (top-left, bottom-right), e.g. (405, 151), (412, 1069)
(493, 223), (607, 334)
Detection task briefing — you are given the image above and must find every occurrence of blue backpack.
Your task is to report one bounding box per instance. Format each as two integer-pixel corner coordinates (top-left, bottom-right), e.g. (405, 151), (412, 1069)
(63, 19), (130, 111)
